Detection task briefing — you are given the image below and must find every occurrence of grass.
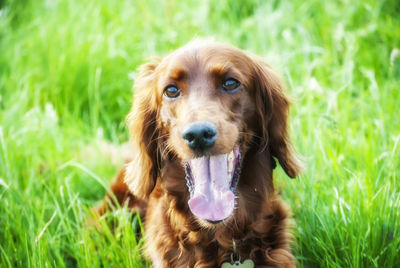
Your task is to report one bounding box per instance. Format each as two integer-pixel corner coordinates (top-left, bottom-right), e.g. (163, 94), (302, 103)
(0, 0), (399, 267)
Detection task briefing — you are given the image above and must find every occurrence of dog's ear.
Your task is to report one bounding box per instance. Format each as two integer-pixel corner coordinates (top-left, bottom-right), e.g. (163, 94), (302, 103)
(251, 56), (302, 178)
(125, 59), (162, 199)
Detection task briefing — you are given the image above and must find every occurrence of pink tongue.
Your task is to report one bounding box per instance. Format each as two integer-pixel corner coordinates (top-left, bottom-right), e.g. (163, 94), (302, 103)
(187, 154), (234, 221)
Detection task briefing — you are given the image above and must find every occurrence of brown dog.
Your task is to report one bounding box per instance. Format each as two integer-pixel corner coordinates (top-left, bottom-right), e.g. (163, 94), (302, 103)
(95, 40), (302, 267)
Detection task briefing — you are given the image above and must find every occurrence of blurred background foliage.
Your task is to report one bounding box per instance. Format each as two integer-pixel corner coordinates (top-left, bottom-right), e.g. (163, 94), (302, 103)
(0, 0), (399, 267)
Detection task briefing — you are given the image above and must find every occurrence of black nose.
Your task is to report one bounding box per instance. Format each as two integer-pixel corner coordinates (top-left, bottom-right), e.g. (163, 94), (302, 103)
(182, 121), (218, 151)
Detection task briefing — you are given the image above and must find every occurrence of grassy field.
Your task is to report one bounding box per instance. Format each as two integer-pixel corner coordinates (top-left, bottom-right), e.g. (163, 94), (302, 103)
(0, 0), (399, 267)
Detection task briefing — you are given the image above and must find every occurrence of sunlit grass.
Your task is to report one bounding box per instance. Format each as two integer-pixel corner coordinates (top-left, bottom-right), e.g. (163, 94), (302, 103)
(0, 0), (399, 267)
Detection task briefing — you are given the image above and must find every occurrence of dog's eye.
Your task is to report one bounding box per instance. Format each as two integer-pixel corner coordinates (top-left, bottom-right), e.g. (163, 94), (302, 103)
(164, 85), (181, 99)
(222, 78), (241, 92)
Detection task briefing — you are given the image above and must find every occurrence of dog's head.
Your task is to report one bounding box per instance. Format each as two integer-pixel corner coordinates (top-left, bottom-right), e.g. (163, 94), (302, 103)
(125, 40), (301, 223)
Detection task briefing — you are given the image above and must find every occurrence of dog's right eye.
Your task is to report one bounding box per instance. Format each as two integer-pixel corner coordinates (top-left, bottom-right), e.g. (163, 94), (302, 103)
(164, 85), (181, 99)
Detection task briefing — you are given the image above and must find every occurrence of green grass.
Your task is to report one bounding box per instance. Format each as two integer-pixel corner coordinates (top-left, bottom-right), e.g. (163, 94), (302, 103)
(0, 0), (399, 267)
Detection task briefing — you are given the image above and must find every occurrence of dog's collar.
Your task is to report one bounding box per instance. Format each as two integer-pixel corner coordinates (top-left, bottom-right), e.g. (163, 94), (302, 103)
(221, 241), (254, 268)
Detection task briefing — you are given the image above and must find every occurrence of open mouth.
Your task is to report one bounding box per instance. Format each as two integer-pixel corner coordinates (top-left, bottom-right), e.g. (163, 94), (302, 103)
(184, 145), (241, 222)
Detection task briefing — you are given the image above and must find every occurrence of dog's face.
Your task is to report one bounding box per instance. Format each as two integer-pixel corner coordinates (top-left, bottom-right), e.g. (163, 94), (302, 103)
(157, 45), (254, 160)
(157, 44), (257, 223)
(125, 40), (301, 224)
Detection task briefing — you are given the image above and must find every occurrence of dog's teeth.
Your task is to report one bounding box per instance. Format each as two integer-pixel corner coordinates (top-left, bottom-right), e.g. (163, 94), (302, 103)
(228, 151), (234, 161)
(227, 170), (233, 182)
(227, 152), (233, 172)
(228, 161), (233, 173)
(227, 150), (234, 182)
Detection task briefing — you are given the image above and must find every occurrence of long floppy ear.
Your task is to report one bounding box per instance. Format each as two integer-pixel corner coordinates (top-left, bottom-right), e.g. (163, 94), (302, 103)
(251, 57), (302, 178)
(125, 59), (161, 199)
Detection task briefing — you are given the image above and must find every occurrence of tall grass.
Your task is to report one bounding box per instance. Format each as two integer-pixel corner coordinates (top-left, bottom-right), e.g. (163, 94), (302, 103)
(0, 0), (399, 267)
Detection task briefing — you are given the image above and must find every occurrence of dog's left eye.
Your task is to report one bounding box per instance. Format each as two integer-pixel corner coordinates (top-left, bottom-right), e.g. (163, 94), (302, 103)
(222, 78), (241, 92)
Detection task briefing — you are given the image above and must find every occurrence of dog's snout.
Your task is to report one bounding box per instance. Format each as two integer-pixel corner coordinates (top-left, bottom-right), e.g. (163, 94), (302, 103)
(182, 121), (218, 151)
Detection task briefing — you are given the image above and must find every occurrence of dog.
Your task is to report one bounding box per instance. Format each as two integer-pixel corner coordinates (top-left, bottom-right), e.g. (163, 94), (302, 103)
(94, 39), (302, 267)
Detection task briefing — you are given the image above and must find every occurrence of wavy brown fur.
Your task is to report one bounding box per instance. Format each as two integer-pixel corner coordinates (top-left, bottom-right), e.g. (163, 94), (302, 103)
(94, 40), (301, 267)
